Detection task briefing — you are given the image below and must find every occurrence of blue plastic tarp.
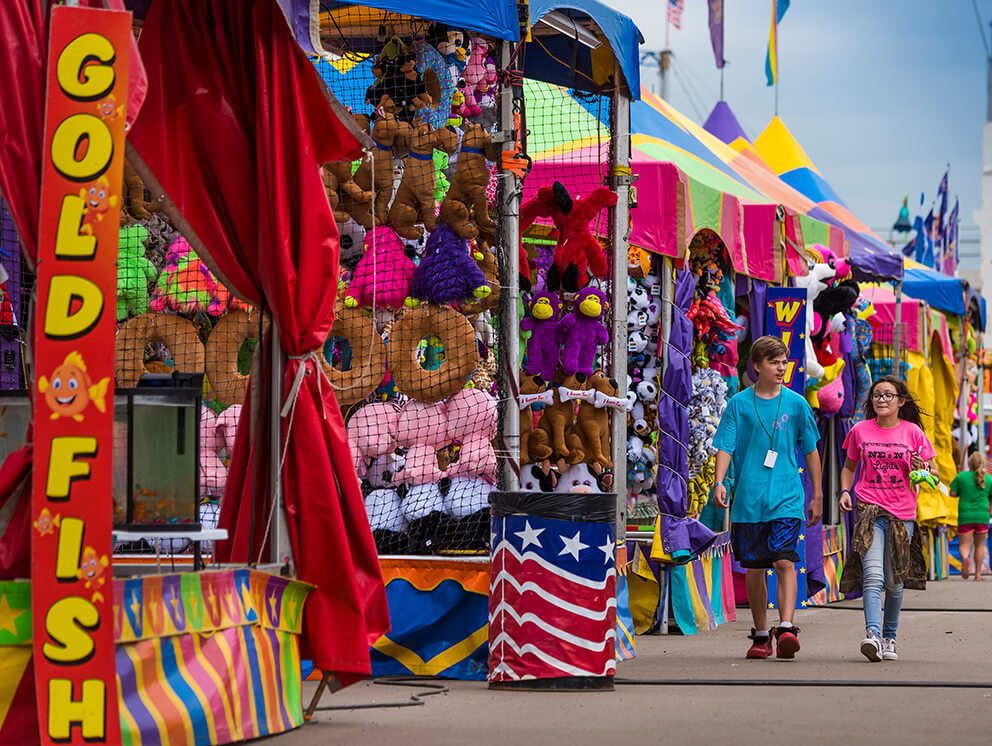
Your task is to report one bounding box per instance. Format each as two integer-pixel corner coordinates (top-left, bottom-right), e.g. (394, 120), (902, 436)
(278, 0), (521, 56)
(902, 265), (986, 331)
(527, 0), (642, 98)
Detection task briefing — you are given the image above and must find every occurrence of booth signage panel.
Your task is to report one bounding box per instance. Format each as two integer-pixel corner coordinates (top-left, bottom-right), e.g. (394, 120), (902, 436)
(764, 287), (807, 394)
(31, 7), (130, 744)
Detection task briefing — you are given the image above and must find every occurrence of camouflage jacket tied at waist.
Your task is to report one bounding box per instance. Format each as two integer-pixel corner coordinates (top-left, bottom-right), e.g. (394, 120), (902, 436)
(839, 501), (927, 594)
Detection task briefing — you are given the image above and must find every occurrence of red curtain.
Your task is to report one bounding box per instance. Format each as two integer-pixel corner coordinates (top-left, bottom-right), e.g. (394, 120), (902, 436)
(128, 0), (388, 682)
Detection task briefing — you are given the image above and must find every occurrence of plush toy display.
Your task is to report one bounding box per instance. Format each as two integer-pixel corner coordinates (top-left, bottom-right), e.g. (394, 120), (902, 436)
(687, 367), (728, 479)
(409, 39), (455, 130)
(387, 304), (477, 402)
(123, 158), (162, 222)
(407, 224), (491, 307)
(389, 118), (458, 240)
(463, 37), (497, 97)
(556, 463), (612, 493)
(687, 292), (740, 357)
(793, 253), (836, 383)
(150, 237), (239, 317)
(568, 371), (618, 470)
(344, 227), (417, 310)
(366, 34), (437, 122)
(323, 160), (373, 225)
(323, 303), (387, 408)
(204, 309), (267, 406)
(461, 240), (500, 316)
(115, 312), (206, 388)
(849, 298), (874, 423)
(347, 401), (401, 475)
(520, 290), (562, 382)
(367, 112), (411, 228)
(519, 374), (552, 464)
(444, 387), (497, 483)
(910, 469), (939, 490)
(521, 182), (617, 293)
(439, 123), (499, 239)
(199, 404), (241, 499)
(558, 287), (610, 380)
(530, 383), (583, 465)
(117, 224), (158, 321)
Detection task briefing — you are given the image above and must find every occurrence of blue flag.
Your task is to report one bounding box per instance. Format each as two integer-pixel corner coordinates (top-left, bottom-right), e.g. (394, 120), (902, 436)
(906, 193), (927, 262)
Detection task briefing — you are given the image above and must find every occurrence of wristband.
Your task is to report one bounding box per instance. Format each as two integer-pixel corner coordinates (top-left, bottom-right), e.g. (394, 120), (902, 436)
(840, 489), (851, 496)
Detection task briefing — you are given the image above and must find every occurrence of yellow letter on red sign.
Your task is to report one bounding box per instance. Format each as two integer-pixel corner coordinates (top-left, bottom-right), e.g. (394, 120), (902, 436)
(31, 7), (130, 745)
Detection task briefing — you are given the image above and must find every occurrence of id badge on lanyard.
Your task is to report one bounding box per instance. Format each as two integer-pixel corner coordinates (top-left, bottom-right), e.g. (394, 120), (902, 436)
(755, 391), (783, 470)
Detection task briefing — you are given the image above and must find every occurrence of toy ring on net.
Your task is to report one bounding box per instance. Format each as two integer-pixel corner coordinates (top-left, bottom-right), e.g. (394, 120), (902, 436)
(115, 312), (206, 388)
(411, 41), (454, 130)
(205, 309), (269, 406)
(324, 303), (387, 407)
(387, 304), (476, 403)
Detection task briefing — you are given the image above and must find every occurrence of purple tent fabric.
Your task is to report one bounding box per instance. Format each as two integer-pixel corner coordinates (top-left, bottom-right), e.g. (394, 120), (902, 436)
(656, 267), (717, 559)
(703, 101), (748, 146)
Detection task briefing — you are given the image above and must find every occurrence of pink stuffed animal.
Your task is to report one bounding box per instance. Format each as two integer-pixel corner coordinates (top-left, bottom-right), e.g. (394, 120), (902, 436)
(463, 37), (496, 94)
(558, 287), (610, 380)
(345, 227), (417, 311)
(347, 401), (401, 476)
(395, 401), (448, 486)
(199, 404), (242, 499)
(443, 388), (497, 483)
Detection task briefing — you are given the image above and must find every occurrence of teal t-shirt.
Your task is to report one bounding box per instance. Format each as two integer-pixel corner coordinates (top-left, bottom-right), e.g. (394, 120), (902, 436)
(712, 386), (820, 523)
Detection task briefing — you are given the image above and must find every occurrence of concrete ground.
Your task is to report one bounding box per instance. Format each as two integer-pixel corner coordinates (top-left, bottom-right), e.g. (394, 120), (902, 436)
(273, 579), (992, 746)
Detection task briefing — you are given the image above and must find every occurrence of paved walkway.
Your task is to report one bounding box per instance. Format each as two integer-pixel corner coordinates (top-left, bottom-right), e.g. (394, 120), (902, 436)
(276, 579), (991, 746)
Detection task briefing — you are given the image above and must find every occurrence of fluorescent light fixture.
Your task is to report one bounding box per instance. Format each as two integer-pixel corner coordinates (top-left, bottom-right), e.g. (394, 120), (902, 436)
(536, 10), (602, 50)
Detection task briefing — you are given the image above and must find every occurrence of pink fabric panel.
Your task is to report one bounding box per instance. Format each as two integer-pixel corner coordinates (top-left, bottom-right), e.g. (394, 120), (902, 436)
(861, 286), (923, 353)
(629, 162), (681, 257)
(784, 212), (806, 278)
(740, 203), (777, 282)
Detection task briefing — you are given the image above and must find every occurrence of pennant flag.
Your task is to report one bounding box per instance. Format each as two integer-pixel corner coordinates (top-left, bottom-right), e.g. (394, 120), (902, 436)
(943, 199), (959, 275)
(667, 0), (685, 30)
(935, 169), (949, 235)
(933, 168), (948, 269)
(923, 208), (936, 268)
(765, 0), (790, 86)
(904, 193), (927, 261)
(709, 0), (725, 69)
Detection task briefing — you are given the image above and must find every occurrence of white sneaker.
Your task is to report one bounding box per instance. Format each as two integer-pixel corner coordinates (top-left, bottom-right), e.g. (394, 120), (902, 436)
(860, 631), (882, 662)
(881, 638), (899, 661)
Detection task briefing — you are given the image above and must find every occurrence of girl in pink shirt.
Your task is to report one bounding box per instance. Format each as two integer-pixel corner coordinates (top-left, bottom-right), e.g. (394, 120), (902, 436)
(840, 376), (938, 663)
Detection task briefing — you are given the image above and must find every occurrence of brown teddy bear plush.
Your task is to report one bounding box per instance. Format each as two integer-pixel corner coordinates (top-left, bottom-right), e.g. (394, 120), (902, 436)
(123, 157), (162, 224)
(439, 122), (499, 240)
(366, 112), (410, 228)
(569, 370), (617, 470)
(519, 373), (550, 465)
(531, 374), (584, 465)
(322, 161), (372, 224)
(347, 114), (376, 229)
(388, 118), (457, 240)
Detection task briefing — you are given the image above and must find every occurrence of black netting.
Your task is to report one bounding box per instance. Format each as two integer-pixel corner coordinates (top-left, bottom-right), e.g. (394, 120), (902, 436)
(316, 8), (505, 555)
(516, 51), (620, 499)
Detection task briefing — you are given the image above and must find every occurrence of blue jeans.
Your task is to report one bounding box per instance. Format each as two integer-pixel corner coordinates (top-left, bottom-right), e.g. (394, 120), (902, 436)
(862, 517), (914, 639)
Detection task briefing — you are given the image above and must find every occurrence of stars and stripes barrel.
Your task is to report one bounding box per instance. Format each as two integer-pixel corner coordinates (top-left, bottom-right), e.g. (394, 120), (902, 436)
(488, 491), (617, 690)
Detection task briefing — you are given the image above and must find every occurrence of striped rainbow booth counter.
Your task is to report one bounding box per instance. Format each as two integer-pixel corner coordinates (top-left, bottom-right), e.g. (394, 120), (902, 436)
(0, 569), (312, 745)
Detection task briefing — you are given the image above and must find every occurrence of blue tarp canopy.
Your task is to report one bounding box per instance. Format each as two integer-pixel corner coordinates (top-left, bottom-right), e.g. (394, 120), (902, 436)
(278, 0), (520, 58)
(902, 264), (986, 330)
(526, 0), (642, 98)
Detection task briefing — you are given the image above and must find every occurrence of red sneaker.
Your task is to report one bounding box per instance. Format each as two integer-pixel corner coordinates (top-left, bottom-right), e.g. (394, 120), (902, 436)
(775, 626), (801, 659)
(746, 630), (773, 659)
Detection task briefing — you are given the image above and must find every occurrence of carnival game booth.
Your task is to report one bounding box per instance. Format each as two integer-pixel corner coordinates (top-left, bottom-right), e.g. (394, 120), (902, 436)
(283, 0), (640, 686)
(0, 1), (393, 742)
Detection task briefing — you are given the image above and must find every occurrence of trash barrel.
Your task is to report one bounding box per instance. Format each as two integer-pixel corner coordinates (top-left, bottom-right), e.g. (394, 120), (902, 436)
(488, 490), (617, 690)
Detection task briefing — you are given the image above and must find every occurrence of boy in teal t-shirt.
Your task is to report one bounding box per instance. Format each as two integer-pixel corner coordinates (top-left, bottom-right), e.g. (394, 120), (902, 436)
(713, 336), (823, 660)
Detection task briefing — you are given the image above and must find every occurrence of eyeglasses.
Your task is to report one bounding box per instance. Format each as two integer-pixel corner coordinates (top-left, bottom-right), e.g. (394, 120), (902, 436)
(871, 392), (898, 402)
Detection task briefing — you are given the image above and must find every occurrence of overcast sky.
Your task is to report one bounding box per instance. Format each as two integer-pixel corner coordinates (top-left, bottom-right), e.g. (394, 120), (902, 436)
(606, 0), (989, 267)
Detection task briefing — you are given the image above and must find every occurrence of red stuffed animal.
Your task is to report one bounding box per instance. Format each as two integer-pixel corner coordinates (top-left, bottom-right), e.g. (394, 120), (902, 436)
(521, 181), (617, 293)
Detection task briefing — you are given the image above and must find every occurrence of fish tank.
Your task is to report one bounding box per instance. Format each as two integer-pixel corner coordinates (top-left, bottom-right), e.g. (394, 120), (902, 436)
(113, 372), (203, 531)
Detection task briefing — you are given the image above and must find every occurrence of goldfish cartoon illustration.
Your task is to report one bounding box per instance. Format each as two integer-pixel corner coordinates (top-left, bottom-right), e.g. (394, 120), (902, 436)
(38, 351), (110, 422)
(78, 546), (109, 591)
(33, 508), (61, 537)
(79, 176), (119, 235)
(96, 94), (124, 123)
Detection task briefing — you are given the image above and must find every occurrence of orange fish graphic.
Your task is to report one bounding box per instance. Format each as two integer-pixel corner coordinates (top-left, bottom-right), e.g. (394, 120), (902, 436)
(33, 508), (60, 537)
(79, 545), (109, 590)
(38, 351), (110, 422)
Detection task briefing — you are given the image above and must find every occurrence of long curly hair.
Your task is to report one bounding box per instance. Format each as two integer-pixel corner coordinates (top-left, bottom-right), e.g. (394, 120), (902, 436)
(864, 375), (925, 430)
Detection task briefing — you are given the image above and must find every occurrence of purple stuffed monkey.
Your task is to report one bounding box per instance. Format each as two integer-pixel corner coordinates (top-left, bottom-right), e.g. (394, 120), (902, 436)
(521, 290), (562, 381)
(558, 287), (609, 379)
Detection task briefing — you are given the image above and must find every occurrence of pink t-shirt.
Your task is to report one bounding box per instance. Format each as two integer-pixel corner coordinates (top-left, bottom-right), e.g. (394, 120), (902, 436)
(843, 419), (937, 520)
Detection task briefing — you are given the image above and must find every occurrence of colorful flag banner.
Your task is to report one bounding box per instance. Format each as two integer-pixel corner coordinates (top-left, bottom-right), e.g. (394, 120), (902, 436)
(31, 6), (130, 744)
(708, 0), (725, 68)
(667, 0), (685, 30)
(943, 199), (959, 276)
(765, 0), (791, 86)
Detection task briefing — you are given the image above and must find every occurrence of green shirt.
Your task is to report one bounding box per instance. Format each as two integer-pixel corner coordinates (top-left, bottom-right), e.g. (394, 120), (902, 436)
(949, 472), (992, 527)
